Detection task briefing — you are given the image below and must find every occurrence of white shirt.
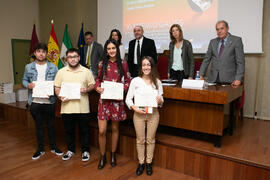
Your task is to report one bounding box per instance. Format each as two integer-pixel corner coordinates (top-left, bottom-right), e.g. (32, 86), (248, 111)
(125, 77), (163, 109)
(134, 37), (143, 64)
(119, 44), (125, 60)
(33, 63), (50, 104)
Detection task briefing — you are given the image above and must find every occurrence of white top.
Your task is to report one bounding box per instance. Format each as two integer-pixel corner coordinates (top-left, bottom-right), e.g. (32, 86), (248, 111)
(125, 77), (163, 109)
(33, 63), (50, 104)
(134, 37), (144, 64)
(119, 44), (125, 60)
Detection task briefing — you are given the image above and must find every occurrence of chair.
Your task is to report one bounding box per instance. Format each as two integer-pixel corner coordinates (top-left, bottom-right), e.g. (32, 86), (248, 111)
(157, 55), (169, 80)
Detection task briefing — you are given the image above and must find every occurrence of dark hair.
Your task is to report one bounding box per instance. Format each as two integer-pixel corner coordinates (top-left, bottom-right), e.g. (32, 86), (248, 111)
(34, 43), (48, 52)
(138, 56), (160, 89)
(169, 24), (183, 44)
(101, 39), (124, 79)
(216, 20), (229, 28)
(109, 29), (122, 45)
(84, 31), (93, 37)
(66, 48), (79, 56)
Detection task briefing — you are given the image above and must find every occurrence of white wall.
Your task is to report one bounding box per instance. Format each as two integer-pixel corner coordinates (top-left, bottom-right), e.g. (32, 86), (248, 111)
(0, 0), (39, 83)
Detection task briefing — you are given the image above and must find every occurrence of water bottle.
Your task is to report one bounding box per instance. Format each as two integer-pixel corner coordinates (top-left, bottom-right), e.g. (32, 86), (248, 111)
(195, 71), (200, 80)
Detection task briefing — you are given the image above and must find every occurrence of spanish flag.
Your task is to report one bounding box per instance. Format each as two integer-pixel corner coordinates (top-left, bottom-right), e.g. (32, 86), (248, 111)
(47, 21), (64, 69)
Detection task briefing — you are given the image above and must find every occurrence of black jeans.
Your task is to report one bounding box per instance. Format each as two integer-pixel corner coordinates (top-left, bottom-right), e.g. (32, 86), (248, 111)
(61, 113), (90, 153)
(170, 69), (186, 84)
(30, 103), (56, 151)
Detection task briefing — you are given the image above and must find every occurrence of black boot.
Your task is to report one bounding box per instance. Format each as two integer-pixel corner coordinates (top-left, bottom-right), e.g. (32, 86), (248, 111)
(98, 154), (107, 170)
(111, 151), (117, 167)
(136, 163), (145, 176)
(146, 163), (153, 176)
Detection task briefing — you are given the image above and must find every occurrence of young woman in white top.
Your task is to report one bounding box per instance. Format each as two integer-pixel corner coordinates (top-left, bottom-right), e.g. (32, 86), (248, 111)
(125, 56), (163, 176)
(109, 29), (125, 60)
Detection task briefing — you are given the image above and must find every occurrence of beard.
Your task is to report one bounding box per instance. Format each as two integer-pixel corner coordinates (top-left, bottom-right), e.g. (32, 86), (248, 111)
(68, 61), (80, 68)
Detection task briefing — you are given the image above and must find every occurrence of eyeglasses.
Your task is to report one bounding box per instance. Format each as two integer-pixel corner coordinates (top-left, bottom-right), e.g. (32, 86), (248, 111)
(67, 55), (79, 59)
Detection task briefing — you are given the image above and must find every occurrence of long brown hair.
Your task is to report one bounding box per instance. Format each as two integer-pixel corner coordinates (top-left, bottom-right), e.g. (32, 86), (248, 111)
(169, 24), (183, 44)
(138, 56), (160, 89)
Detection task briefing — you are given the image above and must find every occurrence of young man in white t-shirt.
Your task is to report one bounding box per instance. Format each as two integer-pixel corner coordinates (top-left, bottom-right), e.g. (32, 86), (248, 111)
(22, 43), (63, 160)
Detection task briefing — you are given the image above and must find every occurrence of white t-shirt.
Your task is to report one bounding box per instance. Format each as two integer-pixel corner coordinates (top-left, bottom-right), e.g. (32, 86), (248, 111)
(33, 63), (51, 104)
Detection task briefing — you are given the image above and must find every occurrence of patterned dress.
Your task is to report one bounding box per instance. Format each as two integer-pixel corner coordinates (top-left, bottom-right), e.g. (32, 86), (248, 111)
(95, 60), (131, 121)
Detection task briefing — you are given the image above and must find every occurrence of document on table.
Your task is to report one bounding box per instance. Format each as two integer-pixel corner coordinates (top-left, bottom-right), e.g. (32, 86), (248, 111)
(32, 81), (54, 98)
(134, 89), (158, 108)
(59, 82), (81, 99)
(101, 81), (124, 100)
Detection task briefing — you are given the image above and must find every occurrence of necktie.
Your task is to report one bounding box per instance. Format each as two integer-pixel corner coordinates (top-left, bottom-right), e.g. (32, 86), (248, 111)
(218, 39), (224, 58)
(137, 40), (141, 63)
(86, 45), (91, 68)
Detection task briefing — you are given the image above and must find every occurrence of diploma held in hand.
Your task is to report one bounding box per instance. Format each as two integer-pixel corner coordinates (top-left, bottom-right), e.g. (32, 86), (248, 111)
(134, 89), (158, 108)
(101, 81), (124, 100)
(59, 82), (81, 99)
(32, 81), (54, 98)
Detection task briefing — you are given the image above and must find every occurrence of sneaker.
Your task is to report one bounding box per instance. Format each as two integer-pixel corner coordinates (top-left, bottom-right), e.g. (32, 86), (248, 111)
(32, 150), (45, 160)
(51, 147), (63, 156)
(82, 151), (90, 162)
(62, 151), (74, 161)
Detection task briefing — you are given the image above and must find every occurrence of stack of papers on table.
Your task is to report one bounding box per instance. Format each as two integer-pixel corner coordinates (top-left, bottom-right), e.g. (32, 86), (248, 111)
(161, 79), (177, 86)
(0, 82), (13, 94)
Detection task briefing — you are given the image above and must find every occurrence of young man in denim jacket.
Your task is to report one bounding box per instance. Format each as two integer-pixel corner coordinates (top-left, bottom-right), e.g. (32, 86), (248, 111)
(22, 43), (63, 160)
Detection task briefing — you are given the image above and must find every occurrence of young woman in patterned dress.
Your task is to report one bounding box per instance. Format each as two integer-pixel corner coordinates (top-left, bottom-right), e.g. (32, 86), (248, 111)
(95, 39), (131, 169)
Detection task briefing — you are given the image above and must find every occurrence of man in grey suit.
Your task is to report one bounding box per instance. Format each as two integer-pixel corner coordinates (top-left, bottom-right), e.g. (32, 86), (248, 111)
(83, 31), (103, 77)
(199, 20), (245, 86)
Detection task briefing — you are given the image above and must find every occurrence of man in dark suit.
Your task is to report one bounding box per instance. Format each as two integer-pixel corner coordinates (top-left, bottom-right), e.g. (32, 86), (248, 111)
(82, 31), (103, 77)
(128, 26), (157, 77)
(199, 20), (245, 86)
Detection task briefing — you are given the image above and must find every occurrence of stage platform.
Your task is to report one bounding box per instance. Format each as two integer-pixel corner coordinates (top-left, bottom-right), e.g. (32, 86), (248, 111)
(0, 102), (269, 180)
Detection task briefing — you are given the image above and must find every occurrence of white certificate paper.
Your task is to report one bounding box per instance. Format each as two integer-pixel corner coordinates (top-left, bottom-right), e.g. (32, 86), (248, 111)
(59, 82), (81, 99)
(32, 81), (54, 98)
(134, 89), (158, 108)
(101, 81), (124, 100)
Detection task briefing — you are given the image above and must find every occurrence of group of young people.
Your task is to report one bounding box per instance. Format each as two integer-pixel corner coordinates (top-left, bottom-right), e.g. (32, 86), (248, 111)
(22, 29), (163, 177)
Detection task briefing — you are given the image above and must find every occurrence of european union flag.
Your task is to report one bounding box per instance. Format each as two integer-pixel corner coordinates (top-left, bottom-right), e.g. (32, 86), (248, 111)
(77, 23), (85, 66)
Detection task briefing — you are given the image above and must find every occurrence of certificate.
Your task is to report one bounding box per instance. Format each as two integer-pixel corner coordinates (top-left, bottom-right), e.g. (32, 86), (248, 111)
(59, 82), (81, 99)
(32, 81), (54, 98)
(101, 81), (123, 100)
(134, 89), (158, 107)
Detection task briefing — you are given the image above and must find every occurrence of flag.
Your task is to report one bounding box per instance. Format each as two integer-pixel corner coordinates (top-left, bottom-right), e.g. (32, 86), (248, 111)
(29, 24), (39, 60)
(60, 24), (73, 67)
(47, 22), (63, 68)
(77, 23), (85, 66)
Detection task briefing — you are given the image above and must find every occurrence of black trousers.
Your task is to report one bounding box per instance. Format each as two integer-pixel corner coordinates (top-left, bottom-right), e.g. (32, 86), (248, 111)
(30, 103), (56, 151)
(170, 69), (186, 84)
(61, 113), (90, 153)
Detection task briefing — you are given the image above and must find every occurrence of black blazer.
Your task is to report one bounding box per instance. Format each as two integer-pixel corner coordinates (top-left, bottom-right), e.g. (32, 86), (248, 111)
(128, 36), (157, 77)
(82, 41), (103, 77)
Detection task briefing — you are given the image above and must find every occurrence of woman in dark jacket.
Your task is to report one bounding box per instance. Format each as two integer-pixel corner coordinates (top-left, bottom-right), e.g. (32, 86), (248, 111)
(168, 24), (194, 83)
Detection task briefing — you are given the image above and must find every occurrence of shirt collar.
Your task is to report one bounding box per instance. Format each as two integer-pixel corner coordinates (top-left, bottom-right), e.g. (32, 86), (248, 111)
(220, 33), (230, 43)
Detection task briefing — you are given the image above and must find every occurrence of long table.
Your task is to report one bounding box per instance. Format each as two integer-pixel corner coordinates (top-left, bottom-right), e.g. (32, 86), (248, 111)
(159, 85), (243, 147)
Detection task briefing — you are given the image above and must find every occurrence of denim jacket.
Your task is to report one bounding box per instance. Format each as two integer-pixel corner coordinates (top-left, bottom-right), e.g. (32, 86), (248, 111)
(22, 61), (58, 105)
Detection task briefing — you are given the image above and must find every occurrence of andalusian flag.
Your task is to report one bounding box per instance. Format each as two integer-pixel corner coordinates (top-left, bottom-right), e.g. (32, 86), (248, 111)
(47, 21), (64, 69)
(60, 24), (73, 66)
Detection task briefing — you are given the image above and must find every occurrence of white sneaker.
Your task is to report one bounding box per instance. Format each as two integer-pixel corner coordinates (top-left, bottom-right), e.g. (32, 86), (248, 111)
(32, 151), (45, 160)
(82, 151), (90, 162)
(62, 151), (74, 161)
